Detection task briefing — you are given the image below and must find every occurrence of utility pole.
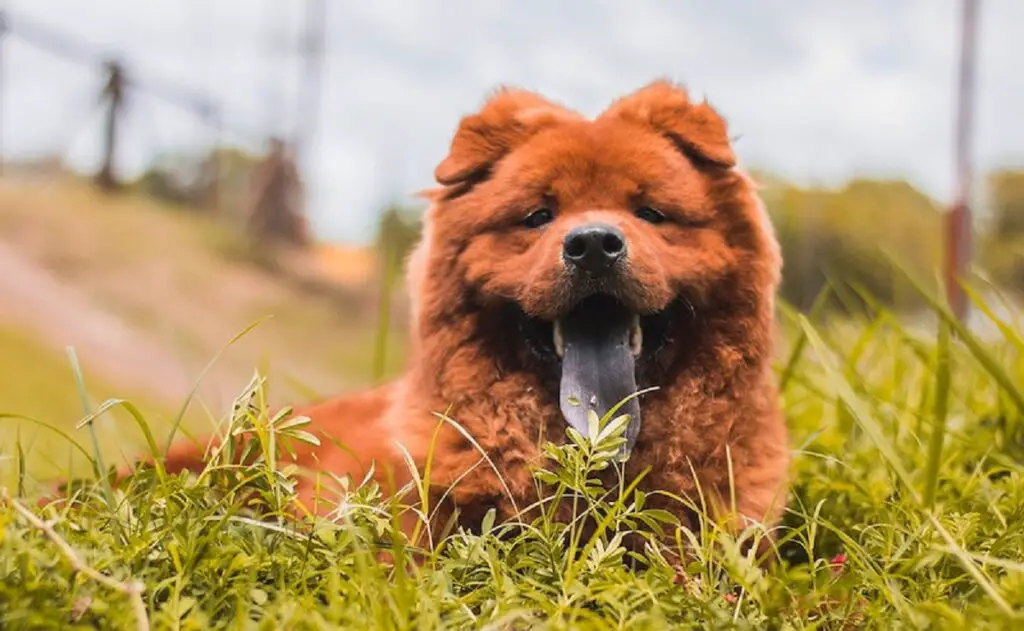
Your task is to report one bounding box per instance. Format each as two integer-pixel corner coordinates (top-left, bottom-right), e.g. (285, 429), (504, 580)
(293, 0), (326, 165)
(201, 101), (223, 212)
(260, 0), (285, 137)
(946, 0), (980, 322)
(95, 58), (126, 192)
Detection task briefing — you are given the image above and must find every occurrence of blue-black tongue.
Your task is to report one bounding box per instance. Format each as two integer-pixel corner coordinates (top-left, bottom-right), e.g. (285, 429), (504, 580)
(557, 297), (641, 458)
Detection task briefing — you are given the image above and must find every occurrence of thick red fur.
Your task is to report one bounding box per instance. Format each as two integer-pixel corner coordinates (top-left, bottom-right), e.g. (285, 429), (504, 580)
(49, 80), (789, 551)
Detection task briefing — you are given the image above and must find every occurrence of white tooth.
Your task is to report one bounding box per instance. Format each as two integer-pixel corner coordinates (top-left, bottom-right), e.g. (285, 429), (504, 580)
(630, 314), (642, 357)
(554, 320), (565, 358)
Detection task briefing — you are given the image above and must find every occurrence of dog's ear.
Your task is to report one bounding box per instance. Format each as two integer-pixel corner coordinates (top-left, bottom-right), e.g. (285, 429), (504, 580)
(601, 79), (736, 169)
(435, 87), (580, 189)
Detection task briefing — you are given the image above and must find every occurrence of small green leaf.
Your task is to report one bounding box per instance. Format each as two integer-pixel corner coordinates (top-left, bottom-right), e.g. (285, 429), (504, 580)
(275, 414), (312, 431)
(289, 430), (321, 446)
(596, 413), (630, 444)
(481, 507), (496, 534)
(566, 427), (587, 447)
(641, 509), (680, 525)
(587, 409), (601, 441)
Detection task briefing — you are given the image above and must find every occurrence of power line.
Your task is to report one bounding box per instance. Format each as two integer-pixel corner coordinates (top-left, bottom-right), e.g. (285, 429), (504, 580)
(6, 11), (104, 67)
(6, 10), (265, 146)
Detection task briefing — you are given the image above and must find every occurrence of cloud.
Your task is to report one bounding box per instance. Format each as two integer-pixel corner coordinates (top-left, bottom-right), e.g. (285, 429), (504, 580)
(4, 0), (1024, 244)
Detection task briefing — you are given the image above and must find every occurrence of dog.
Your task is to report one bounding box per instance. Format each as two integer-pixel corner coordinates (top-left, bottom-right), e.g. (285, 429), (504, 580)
(87, 80), (791, 554)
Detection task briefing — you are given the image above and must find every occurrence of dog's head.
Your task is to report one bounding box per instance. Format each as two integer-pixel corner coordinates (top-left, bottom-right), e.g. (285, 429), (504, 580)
(408, 80), (781, 458)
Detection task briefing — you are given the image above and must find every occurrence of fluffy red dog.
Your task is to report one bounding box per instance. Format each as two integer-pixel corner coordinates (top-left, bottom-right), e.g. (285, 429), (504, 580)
(156, 80), (789, 546)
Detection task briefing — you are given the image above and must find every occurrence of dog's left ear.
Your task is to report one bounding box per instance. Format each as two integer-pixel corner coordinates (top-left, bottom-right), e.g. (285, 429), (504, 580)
(601, 80), (736, 169)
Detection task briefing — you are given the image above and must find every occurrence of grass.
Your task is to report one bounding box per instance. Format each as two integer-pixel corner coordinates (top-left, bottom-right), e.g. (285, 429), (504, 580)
(0, 322), (119, 426)
(0, 322), (171, 483)
(3, 285), (1024, 630)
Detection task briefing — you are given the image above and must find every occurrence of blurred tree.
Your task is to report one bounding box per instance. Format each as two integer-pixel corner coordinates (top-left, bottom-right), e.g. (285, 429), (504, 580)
(134, 146), (264, 220)
(979, 169), (1024, 291)
(246, 137), (311, 249)
(760, 175), (944, 313)
(988, 170), (1024, 239)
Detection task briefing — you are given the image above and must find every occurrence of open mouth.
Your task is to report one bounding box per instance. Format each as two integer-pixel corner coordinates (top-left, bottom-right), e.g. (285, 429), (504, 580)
(519, 294), (678, 460)
(552, 311), (643, 360)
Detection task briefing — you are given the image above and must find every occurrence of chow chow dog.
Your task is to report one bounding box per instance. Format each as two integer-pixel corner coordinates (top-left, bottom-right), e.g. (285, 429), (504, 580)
(79, 80), (791, 552)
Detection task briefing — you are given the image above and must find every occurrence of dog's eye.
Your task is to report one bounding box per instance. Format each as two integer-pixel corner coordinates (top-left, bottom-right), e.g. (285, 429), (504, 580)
(523, 207), (554, 228)
(635, 206), (666, 225)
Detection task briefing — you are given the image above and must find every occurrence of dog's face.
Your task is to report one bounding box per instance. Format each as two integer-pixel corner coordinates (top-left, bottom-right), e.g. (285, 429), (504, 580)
(416, 81), (780, 457)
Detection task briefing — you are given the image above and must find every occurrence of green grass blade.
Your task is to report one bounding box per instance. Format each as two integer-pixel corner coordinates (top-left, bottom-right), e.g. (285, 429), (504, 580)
(924, 319), (951, 510)
(372, 241), (400, 383)
(0, 413), (98, 473)
(164, 316), (272, 454)
(76, 399), (167, 483)
(960, 281), (1024, 351)
(777, 285), (832, 392)
(799, 316), (919, 503)
(888, 256), (1024, 414)
(64, 347), (114, 506)
(927, 514), (1017, 618)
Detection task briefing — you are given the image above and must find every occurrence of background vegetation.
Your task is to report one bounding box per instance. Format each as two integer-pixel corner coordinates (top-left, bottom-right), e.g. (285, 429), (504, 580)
(3, 158), (1024, 627)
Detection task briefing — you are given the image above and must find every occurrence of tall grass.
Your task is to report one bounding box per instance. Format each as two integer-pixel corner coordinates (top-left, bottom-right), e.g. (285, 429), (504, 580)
(373, 239), (402, 383)
(2, 284), (1024, 629)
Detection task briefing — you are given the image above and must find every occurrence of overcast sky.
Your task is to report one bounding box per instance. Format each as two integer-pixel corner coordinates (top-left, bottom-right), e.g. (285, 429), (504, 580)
(3, 1), (1023, 245)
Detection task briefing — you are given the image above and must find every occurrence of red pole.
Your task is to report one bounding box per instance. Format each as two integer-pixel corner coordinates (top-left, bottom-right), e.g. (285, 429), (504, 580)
(946, 0), (980, 321)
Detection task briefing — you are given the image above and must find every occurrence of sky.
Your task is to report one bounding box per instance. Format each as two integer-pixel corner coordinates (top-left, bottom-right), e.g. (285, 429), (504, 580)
(3, 0), (1023, 245)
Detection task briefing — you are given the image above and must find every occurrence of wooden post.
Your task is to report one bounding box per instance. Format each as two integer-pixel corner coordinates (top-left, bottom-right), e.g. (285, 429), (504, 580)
(95, 59), (126, 192)
(200, 101), (222, 212)
(946, 0), (980, 321)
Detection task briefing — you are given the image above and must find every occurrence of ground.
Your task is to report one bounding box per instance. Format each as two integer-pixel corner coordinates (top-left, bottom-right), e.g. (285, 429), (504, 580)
(0, 174), (405, 482)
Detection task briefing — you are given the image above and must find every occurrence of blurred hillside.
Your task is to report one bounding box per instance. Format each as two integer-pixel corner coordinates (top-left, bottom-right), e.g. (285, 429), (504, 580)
(0, 165), (408, 481)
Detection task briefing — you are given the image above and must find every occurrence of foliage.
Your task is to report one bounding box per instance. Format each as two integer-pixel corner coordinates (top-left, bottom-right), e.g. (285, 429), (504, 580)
(980, 169), (1024, 292)
(133, 147), (265, 218)
(375, 203), (423, 269)
(0, 322), (170, 484)
(757, 173), (946, 312)
(4, 285), (1024, 629)
(986, 170), (1024, 240)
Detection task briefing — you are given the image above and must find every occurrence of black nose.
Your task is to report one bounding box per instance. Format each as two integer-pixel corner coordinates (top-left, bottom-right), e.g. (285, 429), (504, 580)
(563, 223), (626, 274)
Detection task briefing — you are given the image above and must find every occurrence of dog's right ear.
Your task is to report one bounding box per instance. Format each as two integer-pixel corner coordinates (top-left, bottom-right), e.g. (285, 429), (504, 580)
(434, 88), (579, 191)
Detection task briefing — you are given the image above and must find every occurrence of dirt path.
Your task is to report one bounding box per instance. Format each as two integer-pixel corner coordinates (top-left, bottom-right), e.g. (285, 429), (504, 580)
(0, 177), (408, 425)
(0, 240), (230, 406)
